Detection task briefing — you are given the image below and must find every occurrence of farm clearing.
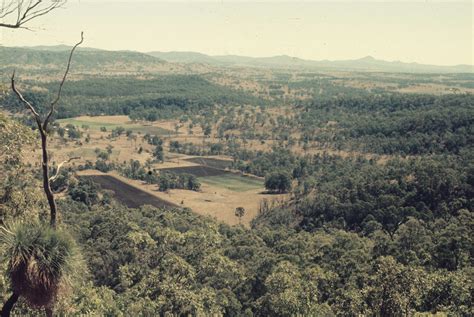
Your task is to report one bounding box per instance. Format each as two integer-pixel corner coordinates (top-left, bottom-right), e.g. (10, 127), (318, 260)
(77, 169), (279, 227)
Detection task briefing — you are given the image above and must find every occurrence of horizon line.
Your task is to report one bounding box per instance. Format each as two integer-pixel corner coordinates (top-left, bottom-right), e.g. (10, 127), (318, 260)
(4, 44), (473, 68)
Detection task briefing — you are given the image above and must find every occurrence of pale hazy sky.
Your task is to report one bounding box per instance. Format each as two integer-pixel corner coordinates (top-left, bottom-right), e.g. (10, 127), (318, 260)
(1, 1), (472, 66)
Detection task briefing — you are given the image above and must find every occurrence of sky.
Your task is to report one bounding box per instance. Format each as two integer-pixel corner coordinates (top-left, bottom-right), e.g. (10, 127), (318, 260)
(0, 1), (472, 66)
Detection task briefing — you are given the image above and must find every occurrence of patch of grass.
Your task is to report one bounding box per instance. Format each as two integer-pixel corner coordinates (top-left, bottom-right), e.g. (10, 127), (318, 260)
(199, 174), (263, 192)
(57, 118), (173, 136)
(65, 148), (120, 159)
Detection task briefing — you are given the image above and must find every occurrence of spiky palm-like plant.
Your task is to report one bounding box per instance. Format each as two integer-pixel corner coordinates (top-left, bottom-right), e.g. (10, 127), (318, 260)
(0, 222), (79, 315)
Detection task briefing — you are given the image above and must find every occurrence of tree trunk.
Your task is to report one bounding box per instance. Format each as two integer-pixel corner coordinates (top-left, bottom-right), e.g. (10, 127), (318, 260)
(40, 131), (57, 228)
(1, 292), (19, 317)
(45, 307), (53, 317)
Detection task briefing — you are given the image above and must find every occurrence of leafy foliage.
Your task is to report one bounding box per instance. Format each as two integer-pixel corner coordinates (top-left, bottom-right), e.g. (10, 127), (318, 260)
(264, 172), (292, 193)
(54, 200), (473, 316)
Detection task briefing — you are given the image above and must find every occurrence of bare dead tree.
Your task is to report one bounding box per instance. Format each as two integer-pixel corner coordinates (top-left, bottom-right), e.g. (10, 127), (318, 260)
(0, 0), (66, 29)
(10, 31), (83, 228)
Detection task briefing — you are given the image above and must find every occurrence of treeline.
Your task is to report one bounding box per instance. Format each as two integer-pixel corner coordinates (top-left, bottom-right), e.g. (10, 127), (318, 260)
(118, 159), (200, 192)
(169, 140), (225, 156)
(155, 172), (201, 192)
(1, 75), (264, 120)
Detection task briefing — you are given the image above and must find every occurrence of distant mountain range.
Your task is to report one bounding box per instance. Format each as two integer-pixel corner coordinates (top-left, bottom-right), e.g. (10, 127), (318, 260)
(2, 45), (472, 73)
(147, 51), (473, 73)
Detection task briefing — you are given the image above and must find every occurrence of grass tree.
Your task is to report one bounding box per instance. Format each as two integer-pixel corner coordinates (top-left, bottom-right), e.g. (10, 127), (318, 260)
(0, 33), (83, 317)
(0, 223), (81, 316)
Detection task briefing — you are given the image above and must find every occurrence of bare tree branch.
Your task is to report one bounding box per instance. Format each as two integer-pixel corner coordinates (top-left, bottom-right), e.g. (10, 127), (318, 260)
(49, 156), (80, 182)
(44, 31), (84, 130)
(20, 0), (42, 22)
(11, 71), (42, 126)
(0, 3), (17, 20)
(0, 0), (66, 29)
(9, 32), (83, 229)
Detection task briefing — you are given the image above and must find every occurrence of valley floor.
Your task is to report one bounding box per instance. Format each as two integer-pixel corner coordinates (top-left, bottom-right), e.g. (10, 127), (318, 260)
(76, 169), (284, 227)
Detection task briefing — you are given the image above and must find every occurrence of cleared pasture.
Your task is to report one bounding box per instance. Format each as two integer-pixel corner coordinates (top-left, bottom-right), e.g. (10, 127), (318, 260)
(199, 174), (263, 192)
(77, 170), (280, 227)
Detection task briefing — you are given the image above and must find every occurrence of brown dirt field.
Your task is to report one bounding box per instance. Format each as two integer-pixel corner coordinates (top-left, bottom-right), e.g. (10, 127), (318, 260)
(158, 165), (229, 177)
(184, 157), (233, 169)
(80, 174), (177, 209)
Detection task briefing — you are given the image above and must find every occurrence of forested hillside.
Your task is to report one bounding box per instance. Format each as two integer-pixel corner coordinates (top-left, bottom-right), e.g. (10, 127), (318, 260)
(0, 39), (473, 317)
(0, 47), (164, 69)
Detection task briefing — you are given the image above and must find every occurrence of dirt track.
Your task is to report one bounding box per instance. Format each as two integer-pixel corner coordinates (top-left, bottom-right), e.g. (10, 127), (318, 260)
(81, 175), (178, 209)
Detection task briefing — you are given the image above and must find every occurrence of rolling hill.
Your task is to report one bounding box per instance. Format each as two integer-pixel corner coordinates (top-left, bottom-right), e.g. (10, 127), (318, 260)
(0, 46), (165, 70)
(148, 51), (474, 73)
(2, 45), (472, 73)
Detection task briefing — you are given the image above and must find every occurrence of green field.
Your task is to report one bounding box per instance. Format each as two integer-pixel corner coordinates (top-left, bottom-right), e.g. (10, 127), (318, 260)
(57, 118), (173, 136)
(199, 174), (263, 192)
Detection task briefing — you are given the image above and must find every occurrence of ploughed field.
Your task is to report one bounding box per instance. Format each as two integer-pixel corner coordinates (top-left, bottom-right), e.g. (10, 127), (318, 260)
(184, 157), (233, 170)
(81, 175), (177, 209)
(159, 165), (228, 177)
